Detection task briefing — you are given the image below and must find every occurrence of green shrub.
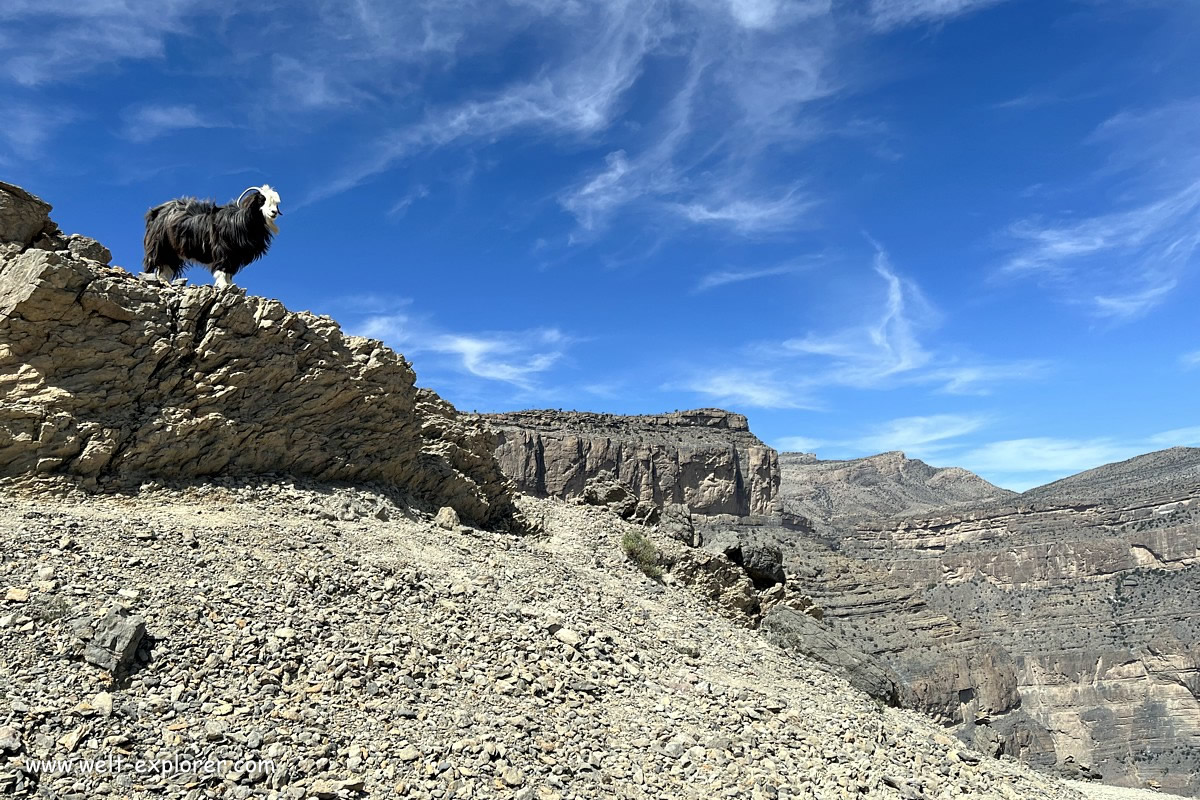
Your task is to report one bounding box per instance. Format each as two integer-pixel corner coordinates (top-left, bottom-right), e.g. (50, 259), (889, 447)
(622, 530), (663, 581)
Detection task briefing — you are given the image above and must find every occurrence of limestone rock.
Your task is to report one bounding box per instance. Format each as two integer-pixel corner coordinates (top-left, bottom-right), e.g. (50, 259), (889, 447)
(476, 408), (780, 518)
(434, 506), (460, 530)
(0, 184), (521, 530)
(0, 182), (52, 248)
(83, 607), (146, 672)
(659, 503), (698, 547)
(761, 607), (902, 706)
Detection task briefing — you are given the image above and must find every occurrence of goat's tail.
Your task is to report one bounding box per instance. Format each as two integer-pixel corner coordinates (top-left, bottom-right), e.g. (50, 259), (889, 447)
(142, 204), (171, 273)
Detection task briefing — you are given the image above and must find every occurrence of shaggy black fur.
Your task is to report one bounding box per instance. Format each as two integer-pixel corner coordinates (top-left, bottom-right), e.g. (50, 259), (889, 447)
(143, 191), (274, 280)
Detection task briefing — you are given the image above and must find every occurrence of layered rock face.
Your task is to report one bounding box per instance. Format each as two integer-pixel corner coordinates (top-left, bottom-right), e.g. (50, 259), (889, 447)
(767, 448), (1200, 795)
(477, 408), (780, 517)
(779, 450), (1016, 530)
(0, 182), (518, 529)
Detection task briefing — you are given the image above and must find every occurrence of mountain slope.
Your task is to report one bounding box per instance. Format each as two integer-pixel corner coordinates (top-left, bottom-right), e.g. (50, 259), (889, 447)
(0, 487), (1094, 800)
(779, 450), (1015, 526)
(1019, 447), (1200, 506)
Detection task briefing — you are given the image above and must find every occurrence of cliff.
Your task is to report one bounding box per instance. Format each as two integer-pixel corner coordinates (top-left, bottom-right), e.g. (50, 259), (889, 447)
(475, 408), (780, 517)
(764, 449), (1200, 795)
(0, 181), (518, 530)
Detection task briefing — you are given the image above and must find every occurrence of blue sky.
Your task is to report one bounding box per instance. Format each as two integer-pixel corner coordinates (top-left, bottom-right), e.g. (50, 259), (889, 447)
(2, 0), (1198, 491)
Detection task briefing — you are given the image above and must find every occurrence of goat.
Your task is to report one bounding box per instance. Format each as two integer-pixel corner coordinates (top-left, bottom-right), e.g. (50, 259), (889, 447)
(142, 185), (281, 288)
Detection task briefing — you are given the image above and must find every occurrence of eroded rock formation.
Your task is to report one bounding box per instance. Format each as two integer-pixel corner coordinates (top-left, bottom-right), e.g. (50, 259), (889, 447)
(779, 450), (1016, 530)
(0, 181), (518, 530)
(768, 448), (1200, 795)
(477, 408), (780, 517)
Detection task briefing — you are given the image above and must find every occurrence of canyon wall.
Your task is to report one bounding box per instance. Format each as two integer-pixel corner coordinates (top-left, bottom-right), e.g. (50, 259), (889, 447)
(476, 408), (780, 517)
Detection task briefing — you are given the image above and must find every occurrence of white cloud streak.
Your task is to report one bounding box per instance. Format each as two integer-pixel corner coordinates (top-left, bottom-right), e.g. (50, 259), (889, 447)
(1000, 101), (1200, 320)
(867, 0), (1008, 30)
(1003, 180), (1200, 319)
(782, 248), (935, 387)
(683, 246), (1042, 408)
(0, 0), (220, 86)
(355, 311), (569, 391)
(121, 104), (229, 142)
(679, 369), (812, 409)
(693, 262), (808, 293)
(0, 103), (69, 158)
(778, 421), (1200, 491)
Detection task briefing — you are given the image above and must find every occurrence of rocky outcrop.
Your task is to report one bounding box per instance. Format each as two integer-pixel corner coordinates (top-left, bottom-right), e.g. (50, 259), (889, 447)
(779, 450), (1015, 530)
(477, 408), (780, 517)
(764, 449), (1200, 795)
(762, 607), (902, 706)
(0, 182), (519, 530)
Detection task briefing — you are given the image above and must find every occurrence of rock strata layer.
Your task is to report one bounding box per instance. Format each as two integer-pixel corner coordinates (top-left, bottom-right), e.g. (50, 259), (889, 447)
(765, 447), (1200, 795)
(0, 182), (518, 529)
(476, 408), (780, 517)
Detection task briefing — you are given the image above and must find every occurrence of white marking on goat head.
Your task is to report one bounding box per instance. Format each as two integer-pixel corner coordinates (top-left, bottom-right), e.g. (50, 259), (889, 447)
(259, 185), (281, 234)
(236, 185), (282, 234)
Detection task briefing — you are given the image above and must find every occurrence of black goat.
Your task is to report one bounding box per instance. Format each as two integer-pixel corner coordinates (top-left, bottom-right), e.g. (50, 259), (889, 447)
(143, 185), (281, 288)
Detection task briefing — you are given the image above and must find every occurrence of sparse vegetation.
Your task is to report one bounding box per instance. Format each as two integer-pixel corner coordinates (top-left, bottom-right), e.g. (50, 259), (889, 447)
(622, 529), (663, 581)
(35, 596), (71, 623)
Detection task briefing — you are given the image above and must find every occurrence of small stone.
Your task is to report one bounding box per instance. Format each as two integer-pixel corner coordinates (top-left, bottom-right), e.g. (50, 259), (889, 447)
(95, 692), (115, 717)
(274, 627), (296, 639)
(0, 727), (20, 754)
(117, 588), (140, 601)
(553, 627), (582, 647)
(501, 766), (525, 787)
(58, 727), (86, 753)
(4, 588), (29, 603)
(434, 506), (460, 530)
(36, 566), (55, 581)
(397, 745), (421, 762)
(310, 779), (340, 799)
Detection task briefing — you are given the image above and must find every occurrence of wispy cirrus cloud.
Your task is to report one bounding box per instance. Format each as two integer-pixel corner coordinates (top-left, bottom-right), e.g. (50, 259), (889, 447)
(121, 104), (231, 142)
(0, 0), (221, 86)
(678, 369), (813, 410)
(777, 419), (1200, 491)
(783, 249), (935, 387)
(1182, 350), (1200, 369)
(0, 103), (72, 158)
(999, 100), (1200, 320)
(684, 245), (1043, 408)
(778, 413), (990, 459)
(670, 188), (816, 234)
(308, 0), (846, 238)
(693, 261), (810, 293)
(1002, 180), (1200, 319)
(353, 308), (570, 392)
(867, 0), (1008, 30)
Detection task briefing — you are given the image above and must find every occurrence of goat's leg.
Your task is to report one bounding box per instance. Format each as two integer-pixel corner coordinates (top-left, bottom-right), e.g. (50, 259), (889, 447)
(213, 269), (235, 289)
(155, 266), (177, 286)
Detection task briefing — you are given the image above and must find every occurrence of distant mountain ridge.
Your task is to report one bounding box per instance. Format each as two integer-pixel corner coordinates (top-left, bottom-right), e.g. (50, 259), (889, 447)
(779, 449), (1016, 527)
(1017, 446), (1200, 506)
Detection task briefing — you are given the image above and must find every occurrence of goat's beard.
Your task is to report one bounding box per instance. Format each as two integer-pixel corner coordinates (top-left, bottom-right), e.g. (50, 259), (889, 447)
(266, 216), (280, 235)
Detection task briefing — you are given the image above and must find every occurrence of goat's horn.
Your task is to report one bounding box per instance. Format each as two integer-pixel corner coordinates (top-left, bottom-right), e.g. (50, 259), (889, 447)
(235, 187), (261, 205)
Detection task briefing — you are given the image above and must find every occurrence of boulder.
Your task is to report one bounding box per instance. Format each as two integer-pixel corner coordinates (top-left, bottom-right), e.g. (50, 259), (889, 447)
(83, 607), (146, 673)
(0, 182), (52, 248)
